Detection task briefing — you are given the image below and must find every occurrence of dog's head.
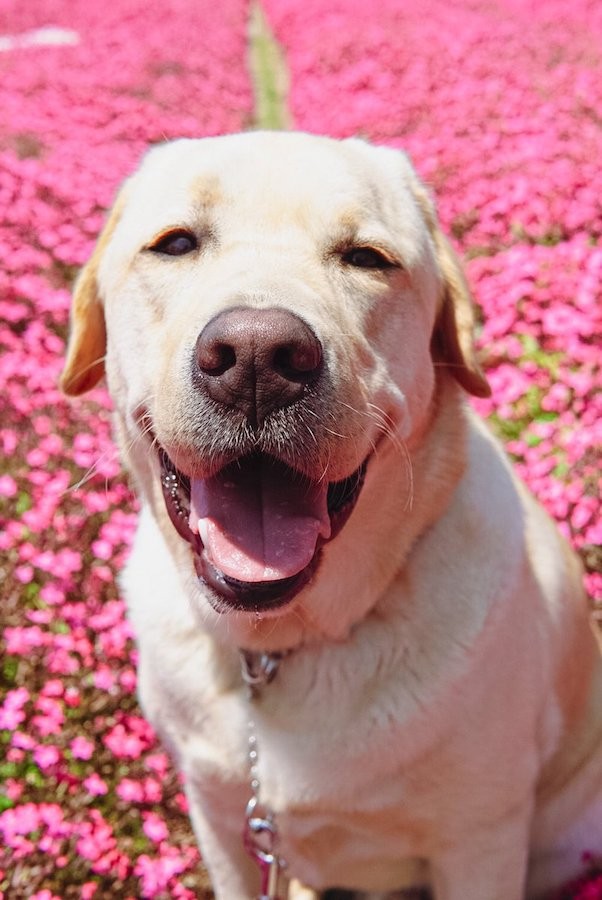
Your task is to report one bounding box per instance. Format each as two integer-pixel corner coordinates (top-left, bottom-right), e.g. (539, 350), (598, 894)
(61, 132), (489, 641)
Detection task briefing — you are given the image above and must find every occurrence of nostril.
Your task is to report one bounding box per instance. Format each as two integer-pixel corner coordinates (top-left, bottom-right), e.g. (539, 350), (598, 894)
(193, 307), (324, 424)
(272, 342), (322, 382)
(196, 341), (236, 376)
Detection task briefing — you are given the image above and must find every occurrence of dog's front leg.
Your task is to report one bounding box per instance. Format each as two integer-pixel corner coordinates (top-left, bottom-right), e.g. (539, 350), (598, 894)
(429, 816), (530, 900)
(184, 780), (263, 899)
(185, 780), (320, 899)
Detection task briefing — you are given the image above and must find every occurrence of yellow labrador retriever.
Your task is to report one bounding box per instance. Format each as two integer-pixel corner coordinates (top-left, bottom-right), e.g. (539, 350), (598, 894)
(61, 132), (602, 900)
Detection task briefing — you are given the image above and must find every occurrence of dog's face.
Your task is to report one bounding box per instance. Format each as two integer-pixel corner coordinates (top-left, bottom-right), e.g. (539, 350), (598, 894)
(61, 132), (489, 642)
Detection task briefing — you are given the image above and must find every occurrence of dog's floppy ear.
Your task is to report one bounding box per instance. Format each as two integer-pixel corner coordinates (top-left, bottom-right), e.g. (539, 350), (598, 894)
(60, 193), (125, 396)
(412, 181), (491, 399)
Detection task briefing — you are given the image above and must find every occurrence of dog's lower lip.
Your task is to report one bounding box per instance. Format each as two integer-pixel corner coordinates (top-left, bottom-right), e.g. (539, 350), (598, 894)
(159, 448), (367, 612)
(193, 554), (318, 613)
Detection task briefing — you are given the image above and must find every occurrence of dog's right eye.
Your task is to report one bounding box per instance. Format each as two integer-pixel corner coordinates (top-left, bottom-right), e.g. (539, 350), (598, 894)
(341, 246), (397, 270)
(148, 230), (198, 256)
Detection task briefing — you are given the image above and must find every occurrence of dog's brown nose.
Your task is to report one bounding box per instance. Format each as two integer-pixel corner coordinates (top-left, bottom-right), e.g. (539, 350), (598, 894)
(193, 307), (323, 426)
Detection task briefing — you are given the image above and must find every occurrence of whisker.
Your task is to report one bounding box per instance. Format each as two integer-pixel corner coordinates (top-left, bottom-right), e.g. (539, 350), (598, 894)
(304, 407), (348, 440)
(65, 443), (122, 493)
(64, 353), (108, 384)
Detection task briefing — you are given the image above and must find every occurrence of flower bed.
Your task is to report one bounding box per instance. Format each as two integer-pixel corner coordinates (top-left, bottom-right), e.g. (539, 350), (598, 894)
(0, 0), (251, 896)
(1, 0), (600, 897)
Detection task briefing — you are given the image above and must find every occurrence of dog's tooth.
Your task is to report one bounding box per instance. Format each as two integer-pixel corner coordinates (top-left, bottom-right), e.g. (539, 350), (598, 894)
(186, 514), (198, 536)
(198, 518), (210, 546)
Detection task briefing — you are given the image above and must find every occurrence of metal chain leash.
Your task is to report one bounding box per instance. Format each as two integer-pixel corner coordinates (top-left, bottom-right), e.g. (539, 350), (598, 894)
(240, 651), (288, 900)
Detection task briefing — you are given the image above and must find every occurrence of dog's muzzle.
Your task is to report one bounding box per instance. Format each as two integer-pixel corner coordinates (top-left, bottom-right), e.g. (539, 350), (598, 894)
(153, 306), (367, 613)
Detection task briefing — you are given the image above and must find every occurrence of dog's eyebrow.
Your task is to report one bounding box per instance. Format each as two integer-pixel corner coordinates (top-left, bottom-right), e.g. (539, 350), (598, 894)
(192, 174), (223, 210)
(334, 210), (394, 248)
(337, 210), (364, 237)
(327, 211), (402, 265)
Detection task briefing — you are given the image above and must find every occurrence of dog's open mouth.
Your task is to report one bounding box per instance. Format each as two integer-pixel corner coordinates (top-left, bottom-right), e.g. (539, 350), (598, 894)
(159, 450), (366, 612)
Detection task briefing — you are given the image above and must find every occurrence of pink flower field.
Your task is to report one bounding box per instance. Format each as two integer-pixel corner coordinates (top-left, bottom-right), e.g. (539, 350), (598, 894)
(0, 0), (600, 897)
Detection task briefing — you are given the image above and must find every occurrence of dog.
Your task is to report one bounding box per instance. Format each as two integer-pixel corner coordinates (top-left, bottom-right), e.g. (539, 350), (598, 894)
(60, 131), (602, 900)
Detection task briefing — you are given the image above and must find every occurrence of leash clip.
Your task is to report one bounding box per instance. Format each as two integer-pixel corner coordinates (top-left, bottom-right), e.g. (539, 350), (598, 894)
(244, 796), (286, 900)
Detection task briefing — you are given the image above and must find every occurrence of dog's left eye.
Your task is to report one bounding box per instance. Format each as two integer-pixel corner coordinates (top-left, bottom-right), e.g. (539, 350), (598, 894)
(149, 230), (198, 256)
(342, 247), (395, 269)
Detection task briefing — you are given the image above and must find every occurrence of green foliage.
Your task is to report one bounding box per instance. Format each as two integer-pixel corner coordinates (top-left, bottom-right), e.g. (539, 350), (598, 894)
(248, 1), (290, 129)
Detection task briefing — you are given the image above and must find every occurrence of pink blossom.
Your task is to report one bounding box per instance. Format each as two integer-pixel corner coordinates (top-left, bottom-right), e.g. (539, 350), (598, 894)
(141, 777), (163, 805)
(0, 474), (17, 497)
(103, 717), (155, 760)
(4, 625), (48, 654)
(75, 811), (118, 863)
(0, 687), (29, 731)
(33, 745), (61, 770)
(134, 849), (189, 896)
(70, 736), (95, 760)
(33, 696), (65, 736)
(119, 668), (137, 693)
(14, 564), (34, 584)
(5, 779), (24, 802)
(12, 731), (35, 751)
(83, 774), (108, 797)
(64, 686), (82, 707)
(116, 778), (144, 804)
(91, 539), (113, 561)
(41, 680), (64, 698)
(142, 811), (169, 844)
(92, 665), (116, 691)
(145, 752), (170, 778)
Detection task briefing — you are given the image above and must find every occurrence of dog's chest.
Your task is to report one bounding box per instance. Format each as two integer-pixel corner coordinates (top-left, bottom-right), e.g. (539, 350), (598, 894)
(251, 703), (432, 891)
(178, 650), (439, 892)
(262, 754), (430, 891)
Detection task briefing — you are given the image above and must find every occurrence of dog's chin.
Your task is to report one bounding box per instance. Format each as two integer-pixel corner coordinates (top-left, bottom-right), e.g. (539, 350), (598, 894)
(158, 448), (367, 615)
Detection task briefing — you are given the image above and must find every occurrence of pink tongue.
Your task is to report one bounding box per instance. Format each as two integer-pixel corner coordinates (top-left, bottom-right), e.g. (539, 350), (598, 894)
(189, 456), (331, 583)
